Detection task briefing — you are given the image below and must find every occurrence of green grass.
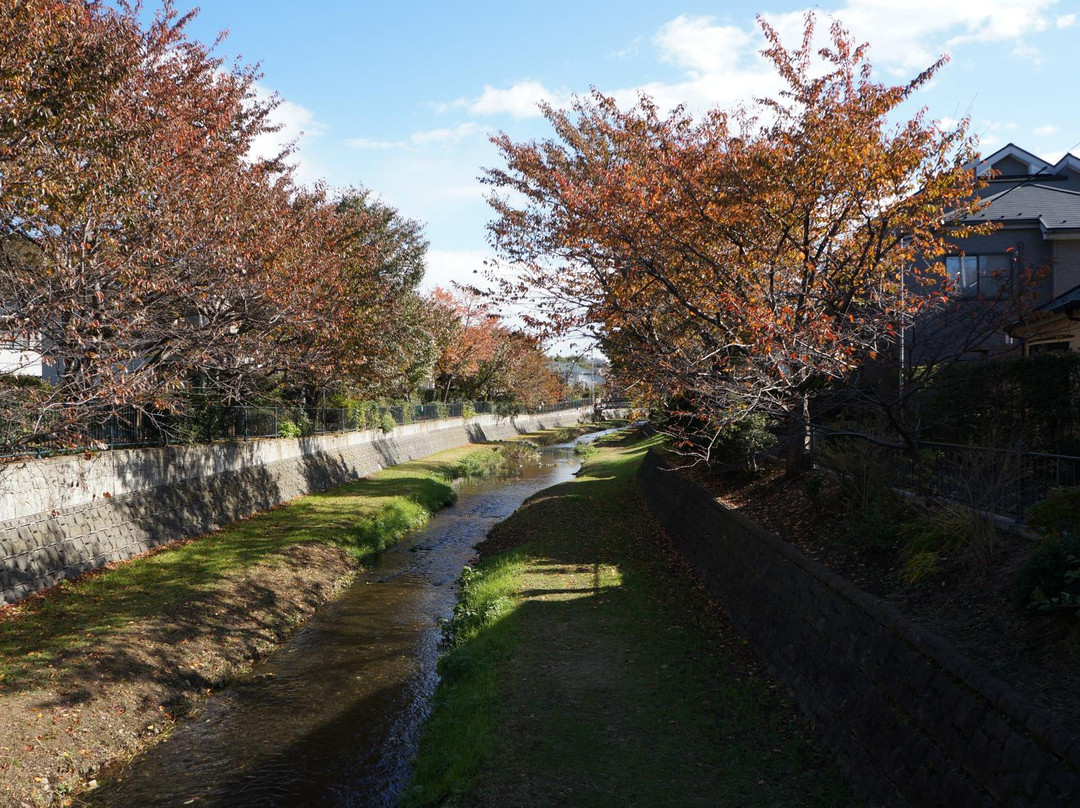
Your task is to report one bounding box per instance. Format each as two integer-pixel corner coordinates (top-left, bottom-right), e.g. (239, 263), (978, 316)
(0, 444), (495, 692)
(446, 448), (506, 480)
(405, 432), (851, 808)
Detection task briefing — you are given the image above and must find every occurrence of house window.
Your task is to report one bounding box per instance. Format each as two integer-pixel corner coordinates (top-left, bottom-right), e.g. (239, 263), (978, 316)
(1028, 341), (1070, 356)
(945, 254), (1012, 297)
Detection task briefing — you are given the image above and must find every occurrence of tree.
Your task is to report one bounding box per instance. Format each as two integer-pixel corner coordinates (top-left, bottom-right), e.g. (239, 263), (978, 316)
(0, 2), (443, 449)
(311, 191), (432, 402)
(483, 13), (1012, 470)
(428, 286), (565, 409)
(0, 0), (299, 439)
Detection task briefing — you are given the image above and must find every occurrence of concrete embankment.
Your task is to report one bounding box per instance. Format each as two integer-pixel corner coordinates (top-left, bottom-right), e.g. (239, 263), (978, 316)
(0, 408), (588, 605)
(637, 448), (1080, 806)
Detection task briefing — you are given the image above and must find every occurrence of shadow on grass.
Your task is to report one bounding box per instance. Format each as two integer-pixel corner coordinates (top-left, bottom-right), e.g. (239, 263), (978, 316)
(408, 434), (851, 808)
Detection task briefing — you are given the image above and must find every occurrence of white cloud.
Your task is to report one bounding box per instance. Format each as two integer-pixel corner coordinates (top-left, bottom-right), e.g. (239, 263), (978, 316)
(597, 1), (1066, 117)
(435, 2), (1064, 125)
(654, 15), (752, 77)
(467, 81), (571, 118)
(1034, 124), (1059, 137)
(346, 137), (402, 150)
(410, 122), (480, 145)
(346, 122), (482, 151)
(247, 86), (327, 186)
(761, 0), (1063, 74)
(608, 37), (642, 60)
(422, 249), (493, 292)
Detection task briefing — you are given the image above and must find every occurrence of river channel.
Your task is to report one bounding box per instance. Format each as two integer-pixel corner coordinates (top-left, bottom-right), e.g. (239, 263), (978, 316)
(88, 432), (611, 806)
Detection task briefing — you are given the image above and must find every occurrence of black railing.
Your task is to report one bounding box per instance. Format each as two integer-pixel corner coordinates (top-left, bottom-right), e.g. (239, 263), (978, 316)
(1, 398), (592, 458)
(811, 426), (1080, 519)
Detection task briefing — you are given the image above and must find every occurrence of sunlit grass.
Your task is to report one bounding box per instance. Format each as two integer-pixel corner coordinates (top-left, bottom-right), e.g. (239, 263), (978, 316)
(406, 431), (850, 807)
(0, 444), (498, 690)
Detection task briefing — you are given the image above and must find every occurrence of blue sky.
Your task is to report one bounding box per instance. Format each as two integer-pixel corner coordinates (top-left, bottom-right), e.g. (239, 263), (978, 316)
(176, 1), (1080, 293)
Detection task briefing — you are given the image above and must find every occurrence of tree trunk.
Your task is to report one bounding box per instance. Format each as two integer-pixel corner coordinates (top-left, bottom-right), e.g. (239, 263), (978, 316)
(785, 393), (813, 478)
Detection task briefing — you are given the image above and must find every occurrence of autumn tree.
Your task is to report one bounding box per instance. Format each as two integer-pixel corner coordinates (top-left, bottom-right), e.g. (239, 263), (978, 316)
(484, 13), (1014, 470)
(428, 286), (565, 409)
(308, 191), (433, 402)
(0, 1), (295, 437)
(0, 1), (441, 450)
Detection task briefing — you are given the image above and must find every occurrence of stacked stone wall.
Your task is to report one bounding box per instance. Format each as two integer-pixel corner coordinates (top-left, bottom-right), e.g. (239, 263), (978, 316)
(637, 449), (1080, 806)
(1, 410), (587, 604)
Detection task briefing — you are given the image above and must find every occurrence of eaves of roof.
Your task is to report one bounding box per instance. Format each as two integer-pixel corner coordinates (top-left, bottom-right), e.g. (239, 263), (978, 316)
(1042, 282), (1080, 313)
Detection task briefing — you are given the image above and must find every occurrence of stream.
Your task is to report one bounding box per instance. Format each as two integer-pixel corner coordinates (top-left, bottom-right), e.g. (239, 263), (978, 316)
(88, 431), (613, 806)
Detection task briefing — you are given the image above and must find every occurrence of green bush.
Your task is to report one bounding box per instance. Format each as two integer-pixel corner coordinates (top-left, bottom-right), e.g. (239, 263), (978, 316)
(498, 441), (539, 466)
(1026, 486), (1080, 540)
(820, 433), (892, 514)
(380, 412), (398, 433)
(1016, 535), (1080, 617)
(344, 400), (378, 431)
(295, 412), (314, 436)
(711, 414), (777, 472)
(462, 402), (476, 420)
(448, 449), (505, 480)
(921, 352), (1080, 454)
(278, 418), (302, 438)
(574, 442), (599, 458)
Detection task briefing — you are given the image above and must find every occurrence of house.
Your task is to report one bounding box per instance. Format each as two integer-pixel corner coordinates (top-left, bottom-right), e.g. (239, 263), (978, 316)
(551, 357), (607, 396)
(0, 334), (49, 379)
(944, 143), (1080, 356)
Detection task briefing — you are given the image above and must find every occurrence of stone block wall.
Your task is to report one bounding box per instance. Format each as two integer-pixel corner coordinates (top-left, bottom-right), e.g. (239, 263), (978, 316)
(0, 409), (587, 605)
(637, 449), (1080, 806)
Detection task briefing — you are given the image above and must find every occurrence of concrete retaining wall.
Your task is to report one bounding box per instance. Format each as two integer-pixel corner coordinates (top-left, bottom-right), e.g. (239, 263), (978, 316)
(637, 449), (1080, 807)
(0, 409), (588, 605)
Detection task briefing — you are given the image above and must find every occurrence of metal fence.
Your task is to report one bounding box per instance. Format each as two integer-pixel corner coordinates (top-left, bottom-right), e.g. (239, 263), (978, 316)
(810, 426), (1080, 519)
(1, 398), (593, 458)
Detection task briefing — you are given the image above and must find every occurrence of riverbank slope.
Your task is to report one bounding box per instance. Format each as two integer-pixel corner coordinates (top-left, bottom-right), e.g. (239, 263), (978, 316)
(0, 443), (512, 807)
(405, 431), (850, 807)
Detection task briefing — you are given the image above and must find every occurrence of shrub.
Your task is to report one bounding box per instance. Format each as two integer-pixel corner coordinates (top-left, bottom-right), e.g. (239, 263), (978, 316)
(820, 433), (892, 515)
(574, 442), (598, 458)
(295, 412), (314, 436)
(448, 449), (505, 480)
(380, 412), (398, 433)
(1026, 486), (1080, 540)
(1016, 535), (1080, 617)
(278, 418), (302, 438)
(497, 441), (539, 466)
(897, 503), (999, 584)
(711, 414), (777, 472)
(462, 402), (476, 420)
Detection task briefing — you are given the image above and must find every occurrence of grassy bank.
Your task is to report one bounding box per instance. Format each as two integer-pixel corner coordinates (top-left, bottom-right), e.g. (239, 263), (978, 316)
(405, 431), (850, 807)
(0, 443), (510, 807)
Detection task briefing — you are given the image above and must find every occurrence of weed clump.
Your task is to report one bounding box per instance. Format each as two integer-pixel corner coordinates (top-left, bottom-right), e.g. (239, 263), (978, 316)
(447, 448), (505, 480)
(897, 503), (998, 584)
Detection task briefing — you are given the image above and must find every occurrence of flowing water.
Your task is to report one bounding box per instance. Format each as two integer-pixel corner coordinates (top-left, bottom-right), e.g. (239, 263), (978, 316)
(89, 431), (614, 807)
